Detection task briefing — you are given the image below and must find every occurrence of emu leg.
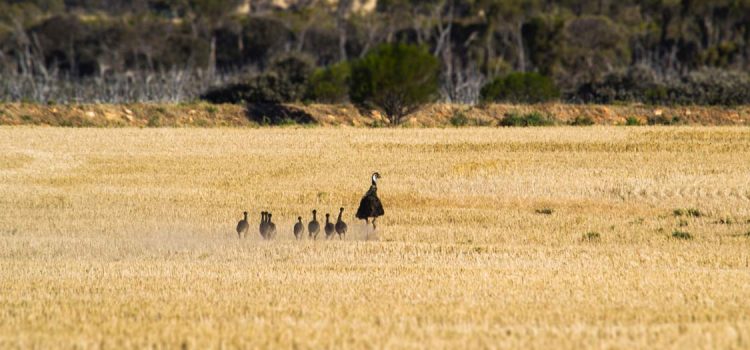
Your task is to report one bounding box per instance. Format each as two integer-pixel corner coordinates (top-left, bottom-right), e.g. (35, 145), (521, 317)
(364, 219), (370, 239)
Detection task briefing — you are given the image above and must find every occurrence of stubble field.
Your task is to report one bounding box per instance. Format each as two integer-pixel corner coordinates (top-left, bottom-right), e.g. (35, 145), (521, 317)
(1, 126), (750, 349)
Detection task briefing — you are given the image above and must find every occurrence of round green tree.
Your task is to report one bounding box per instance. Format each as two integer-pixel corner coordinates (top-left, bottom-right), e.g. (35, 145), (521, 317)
(350, 43), (440, 125)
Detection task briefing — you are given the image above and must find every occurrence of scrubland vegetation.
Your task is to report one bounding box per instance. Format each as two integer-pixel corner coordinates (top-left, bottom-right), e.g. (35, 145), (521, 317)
(3, 1), (750, 106)
(1, 126), (750, 348)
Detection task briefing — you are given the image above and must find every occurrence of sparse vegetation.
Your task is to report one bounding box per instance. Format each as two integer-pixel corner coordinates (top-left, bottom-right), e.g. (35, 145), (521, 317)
(648, 115), (683, 126)
(536, 208), (554, 215)
(450, 110), (470, 127)
(582, 231), (601, 241)
(674, 208), (704, 218)
(147, 115), (161, 127)
(715, 217), (734, 225)
(570, 115), (595, 126)
(500, 111), (555, 127)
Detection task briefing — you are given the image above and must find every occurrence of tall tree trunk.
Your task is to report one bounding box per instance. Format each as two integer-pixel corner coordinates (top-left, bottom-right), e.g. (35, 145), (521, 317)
(483, 22), (494, 76)
(208, 35), (216, 78)
(337, 0), (352, 62)
(515, 21), (526, 72)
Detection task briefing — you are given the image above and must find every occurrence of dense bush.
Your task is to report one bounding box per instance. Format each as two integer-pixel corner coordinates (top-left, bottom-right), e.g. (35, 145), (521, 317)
(245, 103), (316, 126)
(307, 62), (351, 103)
(201, 83), (255, 104)
(350, 43), (439, 125)
(575, 66), (750, 106)
(269, 54), (316, 102)
(202, 54), (314, 104)
(480, 72), (560, 104)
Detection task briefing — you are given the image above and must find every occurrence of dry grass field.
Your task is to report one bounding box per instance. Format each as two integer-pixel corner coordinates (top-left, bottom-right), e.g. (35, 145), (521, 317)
(1, 126), (750, 349)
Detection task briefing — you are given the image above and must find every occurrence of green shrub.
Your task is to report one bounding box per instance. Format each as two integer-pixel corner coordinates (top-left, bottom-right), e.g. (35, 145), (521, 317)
(500, 111), (555, 127)
(350, 43), (440, 125)
(480, 72), (560, 104)
(307, 62), (350, 103)
(570, 115), (595, 126)
(270, 53), (316, 102)
(450, 110), (469, 127)
(672, 231), (692, 240)
(624, 116), (641, 126)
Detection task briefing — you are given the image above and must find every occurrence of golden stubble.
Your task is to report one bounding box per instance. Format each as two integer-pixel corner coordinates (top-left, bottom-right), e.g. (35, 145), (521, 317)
(1, 126), (749, 349)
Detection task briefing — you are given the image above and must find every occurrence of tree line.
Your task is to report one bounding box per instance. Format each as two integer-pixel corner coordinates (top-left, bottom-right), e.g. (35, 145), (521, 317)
(1, 0), (749, 105)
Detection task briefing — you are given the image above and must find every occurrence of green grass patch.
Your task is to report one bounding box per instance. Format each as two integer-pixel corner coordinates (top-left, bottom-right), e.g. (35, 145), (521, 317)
(624, 116), (642, 126)
(672, 231), (692, 240)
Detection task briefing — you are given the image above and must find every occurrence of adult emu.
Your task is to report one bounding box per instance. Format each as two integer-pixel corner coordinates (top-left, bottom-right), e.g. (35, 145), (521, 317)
(356, 172), (384, 229)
